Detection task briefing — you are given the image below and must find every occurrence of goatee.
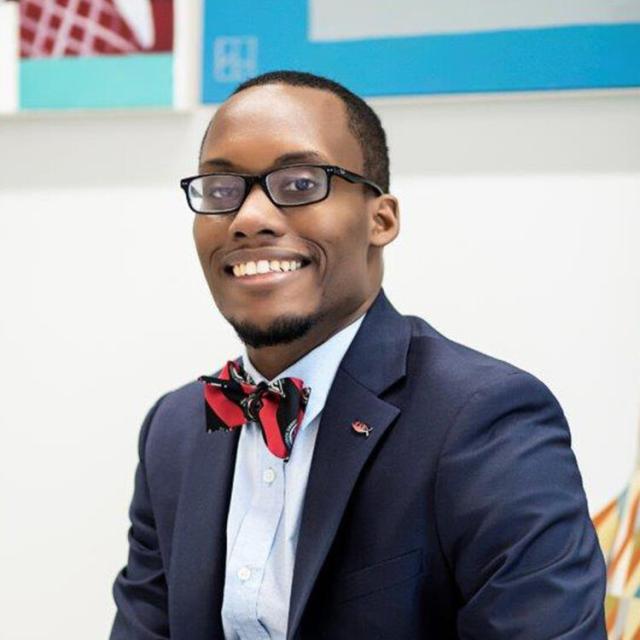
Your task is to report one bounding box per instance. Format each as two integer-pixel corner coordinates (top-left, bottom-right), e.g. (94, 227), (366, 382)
(229, 312), (322, 348)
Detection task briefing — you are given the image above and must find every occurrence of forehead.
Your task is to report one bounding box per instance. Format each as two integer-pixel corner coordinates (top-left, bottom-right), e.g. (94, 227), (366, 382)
(200, 84), (364, 172)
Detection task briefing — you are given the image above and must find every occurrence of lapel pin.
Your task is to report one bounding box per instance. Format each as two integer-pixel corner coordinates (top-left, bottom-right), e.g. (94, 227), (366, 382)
(352, 420), (372, 437)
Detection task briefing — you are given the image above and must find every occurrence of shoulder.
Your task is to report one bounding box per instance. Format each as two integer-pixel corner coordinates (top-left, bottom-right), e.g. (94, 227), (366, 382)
(136, 377), (208, 471)
(140, 358), (228, 443)
(152, 377), (204, 426)
(401, 312), (563, 427)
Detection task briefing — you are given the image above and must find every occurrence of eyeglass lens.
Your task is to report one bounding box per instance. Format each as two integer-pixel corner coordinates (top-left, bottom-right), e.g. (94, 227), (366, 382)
(188, 165), (329, 213)
(265, 165), (328, 206)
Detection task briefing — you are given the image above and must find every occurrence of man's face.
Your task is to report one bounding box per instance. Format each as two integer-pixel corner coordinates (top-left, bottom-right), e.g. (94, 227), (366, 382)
(193, 84), (396, 348)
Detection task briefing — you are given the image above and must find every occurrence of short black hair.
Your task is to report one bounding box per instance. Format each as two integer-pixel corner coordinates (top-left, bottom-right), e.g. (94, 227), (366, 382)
(200, 70), (390, 193)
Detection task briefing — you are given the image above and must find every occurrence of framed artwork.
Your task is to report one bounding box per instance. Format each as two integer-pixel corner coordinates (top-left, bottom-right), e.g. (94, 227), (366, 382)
(201, 0), (640, 103)
(3, 0), (174, 111)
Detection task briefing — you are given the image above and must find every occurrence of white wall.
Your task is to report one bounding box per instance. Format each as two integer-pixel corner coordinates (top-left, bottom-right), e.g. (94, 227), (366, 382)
(0, 3), (18, 114)
(1, 90), (639, 639)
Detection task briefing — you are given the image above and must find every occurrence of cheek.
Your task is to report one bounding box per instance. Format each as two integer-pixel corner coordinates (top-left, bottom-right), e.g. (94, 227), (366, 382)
(300, 203), (371, 273)
(193, 217), (226, 266)
(329, 205), (370, 253)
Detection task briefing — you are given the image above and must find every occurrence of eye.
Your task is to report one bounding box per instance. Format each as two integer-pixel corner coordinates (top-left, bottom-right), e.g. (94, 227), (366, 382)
(283, 178), (317, 192)
(208, 186), (241, 199)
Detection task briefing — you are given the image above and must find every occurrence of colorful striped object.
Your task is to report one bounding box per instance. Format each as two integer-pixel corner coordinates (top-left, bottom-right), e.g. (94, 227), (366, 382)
(594, 469), (640, 639)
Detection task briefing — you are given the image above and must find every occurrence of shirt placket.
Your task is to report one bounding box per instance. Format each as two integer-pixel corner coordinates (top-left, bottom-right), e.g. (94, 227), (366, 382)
(226, 429), (285, 639)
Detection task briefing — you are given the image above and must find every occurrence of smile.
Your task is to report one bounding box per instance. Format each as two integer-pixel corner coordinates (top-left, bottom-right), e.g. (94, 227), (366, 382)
(229, 266), (309, 287)
(230, 259), (307, 278)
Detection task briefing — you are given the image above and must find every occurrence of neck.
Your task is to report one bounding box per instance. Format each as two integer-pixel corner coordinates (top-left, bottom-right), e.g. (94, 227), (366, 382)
(246, 293), (376, 380)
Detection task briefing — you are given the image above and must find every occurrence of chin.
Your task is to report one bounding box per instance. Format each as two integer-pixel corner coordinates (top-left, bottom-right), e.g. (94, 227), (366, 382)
(227, 307), (328, 349)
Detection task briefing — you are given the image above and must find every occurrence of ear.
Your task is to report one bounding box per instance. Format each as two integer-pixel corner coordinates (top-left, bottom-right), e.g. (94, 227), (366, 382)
(369, 194), (399, 248)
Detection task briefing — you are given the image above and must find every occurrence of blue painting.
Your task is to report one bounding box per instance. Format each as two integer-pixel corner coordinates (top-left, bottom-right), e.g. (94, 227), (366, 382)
(202, 0), (640, 103)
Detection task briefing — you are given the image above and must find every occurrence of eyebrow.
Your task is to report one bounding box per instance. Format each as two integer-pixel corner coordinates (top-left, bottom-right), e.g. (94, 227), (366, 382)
(199, 150), (330, 173)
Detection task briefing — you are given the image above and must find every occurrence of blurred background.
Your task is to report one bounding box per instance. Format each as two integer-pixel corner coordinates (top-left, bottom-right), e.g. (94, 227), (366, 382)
(1, 1), (639, 638)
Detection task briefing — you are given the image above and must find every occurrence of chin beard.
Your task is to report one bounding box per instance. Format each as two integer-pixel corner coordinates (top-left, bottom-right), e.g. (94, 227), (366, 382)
(229, 312), (322, 349)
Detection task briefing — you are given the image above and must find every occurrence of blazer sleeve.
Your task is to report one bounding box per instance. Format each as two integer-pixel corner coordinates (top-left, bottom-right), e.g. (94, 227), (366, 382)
(110, 395), (170, 640)
(434, 371), (607, 639)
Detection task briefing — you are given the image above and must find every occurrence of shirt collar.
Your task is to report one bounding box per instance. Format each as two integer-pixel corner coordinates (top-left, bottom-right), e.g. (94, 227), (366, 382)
(240, 313), (366, 429)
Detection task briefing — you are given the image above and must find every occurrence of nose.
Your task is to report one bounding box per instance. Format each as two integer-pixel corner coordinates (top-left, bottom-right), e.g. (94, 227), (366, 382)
(227, 182), (286, 240)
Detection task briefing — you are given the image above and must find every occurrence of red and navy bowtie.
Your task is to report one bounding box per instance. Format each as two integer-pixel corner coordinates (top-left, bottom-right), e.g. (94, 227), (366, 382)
(198, 360), (311, 461)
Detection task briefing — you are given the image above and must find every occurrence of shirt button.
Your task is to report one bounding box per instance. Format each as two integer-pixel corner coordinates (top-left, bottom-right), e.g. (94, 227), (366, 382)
(262, 467), (276, 484)
(237, 566), (251, 581)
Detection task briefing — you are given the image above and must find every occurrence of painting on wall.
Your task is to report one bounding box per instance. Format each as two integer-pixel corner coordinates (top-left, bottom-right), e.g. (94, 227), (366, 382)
(4, 0), (174, 111)
(201, 0), (640, 103)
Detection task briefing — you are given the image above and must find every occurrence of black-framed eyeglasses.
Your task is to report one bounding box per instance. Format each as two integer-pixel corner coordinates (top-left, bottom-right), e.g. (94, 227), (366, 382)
(179, 164), (385, 215)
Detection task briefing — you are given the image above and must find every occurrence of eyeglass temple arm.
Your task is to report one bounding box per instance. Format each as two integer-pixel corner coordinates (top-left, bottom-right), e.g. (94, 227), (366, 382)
(330, 167), (384, 196)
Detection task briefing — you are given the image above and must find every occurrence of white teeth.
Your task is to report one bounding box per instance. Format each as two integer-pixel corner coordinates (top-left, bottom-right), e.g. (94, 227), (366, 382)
(230, 259), (305, 277)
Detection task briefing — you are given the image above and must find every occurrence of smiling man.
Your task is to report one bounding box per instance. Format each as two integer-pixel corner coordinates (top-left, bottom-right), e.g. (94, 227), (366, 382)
(110, 71), (606, 639)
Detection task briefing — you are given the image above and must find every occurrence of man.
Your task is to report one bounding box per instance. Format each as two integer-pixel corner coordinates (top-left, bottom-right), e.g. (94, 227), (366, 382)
(110, 71), (607, 639)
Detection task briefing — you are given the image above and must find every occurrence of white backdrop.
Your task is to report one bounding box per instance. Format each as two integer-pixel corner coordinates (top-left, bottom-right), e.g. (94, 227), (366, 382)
(0, 3), (18, 114)
(1, 90), (639, 638)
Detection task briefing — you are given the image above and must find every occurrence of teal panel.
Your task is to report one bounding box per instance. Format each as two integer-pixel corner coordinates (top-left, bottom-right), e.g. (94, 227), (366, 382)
(20, 53), (173, 110)
(202, 0), (640, 100)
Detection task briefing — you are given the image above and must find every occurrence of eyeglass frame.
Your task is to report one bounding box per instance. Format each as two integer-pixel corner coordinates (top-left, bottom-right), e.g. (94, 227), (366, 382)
(179, 164), (385, 215)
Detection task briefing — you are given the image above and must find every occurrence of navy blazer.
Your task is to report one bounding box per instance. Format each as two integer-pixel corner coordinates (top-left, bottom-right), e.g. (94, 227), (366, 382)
(111, 288), (607, 639)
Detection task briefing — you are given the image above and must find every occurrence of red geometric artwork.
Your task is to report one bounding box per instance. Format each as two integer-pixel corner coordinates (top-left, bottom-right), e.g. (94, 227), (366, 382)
(20, 0), (173, 58)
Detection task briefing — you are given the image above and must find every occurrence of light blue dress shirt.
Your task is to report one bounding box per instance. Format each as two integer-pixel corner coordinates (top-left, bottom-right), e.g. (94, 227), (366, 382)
(221, 313), (366, 640)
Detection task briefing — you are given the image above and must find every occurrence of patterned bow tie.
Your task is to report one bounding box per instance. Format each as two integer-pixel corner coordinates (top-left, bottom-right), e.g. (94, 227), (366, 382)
(198, 360), (311, 461)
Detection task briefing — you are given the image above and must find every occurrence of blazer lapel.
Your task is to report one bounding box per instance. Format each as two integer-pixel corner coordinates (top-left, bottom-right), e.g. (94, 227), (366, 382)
(287, 289), (412, 639)
(169, 414), (240, 640)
